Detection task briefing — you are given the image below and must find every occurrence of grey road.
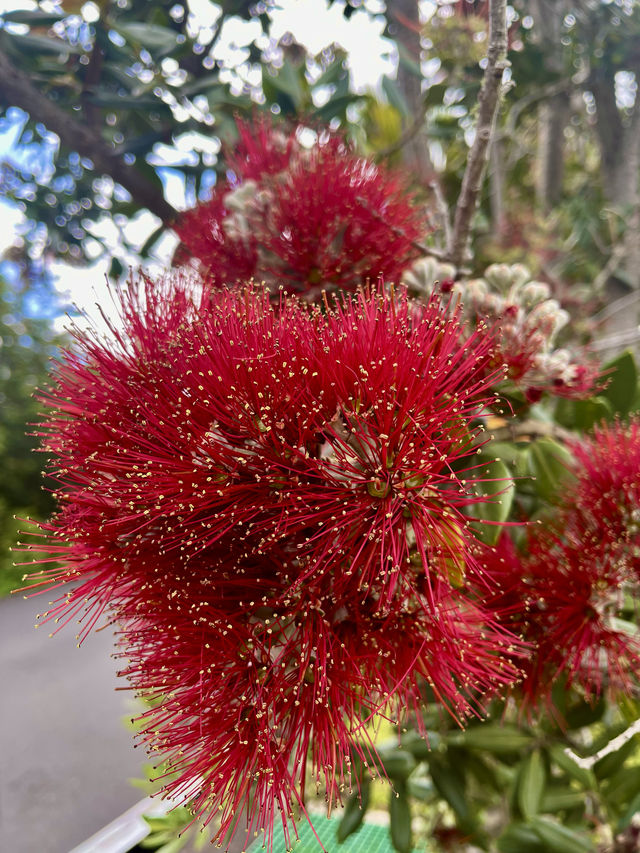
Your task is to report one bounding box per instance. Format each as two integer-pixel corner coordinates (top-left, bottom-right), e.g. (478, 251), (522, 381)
(1, 592), (146, 853)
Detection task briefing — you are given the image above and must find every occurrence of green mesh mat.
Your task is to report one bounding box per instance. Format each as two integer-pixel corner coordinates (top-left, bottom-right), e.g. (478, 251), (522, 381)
(246, 815), (416, 852)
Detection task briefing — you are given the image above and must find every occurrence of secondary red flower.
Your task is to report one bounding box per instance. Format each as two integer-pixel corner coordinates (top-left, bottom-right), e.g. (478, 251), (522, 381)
(175, 118), (427, 299)
(28, 274), (519, 848)
(481, 419), (640, 710)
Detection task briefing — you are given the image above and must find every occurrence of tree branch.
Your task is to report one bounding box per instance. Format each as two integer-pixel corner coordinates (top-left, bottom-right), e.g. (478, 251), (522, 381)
(447, 0), (509, 268)
(0, 44), (176, 224)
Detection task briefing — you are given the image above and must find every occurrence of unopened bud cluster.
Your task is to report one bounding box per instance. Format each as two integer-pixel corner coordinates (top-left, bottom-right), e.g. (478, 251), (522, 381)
(403, 259), (596, 399)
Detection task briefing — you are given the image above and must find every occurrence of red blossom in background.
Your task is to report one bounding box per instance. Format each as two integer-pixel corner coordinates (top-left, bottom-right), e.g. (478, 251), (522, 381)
(480, 418), (640, 709)
(174, 118), (427, 299)
(27, 274), (522, 848)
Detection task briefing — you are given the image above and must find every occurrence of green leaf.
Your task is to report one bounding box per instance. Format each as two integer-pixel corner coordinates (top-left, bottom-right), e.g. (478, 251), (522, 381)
(454, 725), (533, 755)
(601, 350), (638, 416)
(389, 780), (412, 853)
(369, 748), (416, 780)
(426, 754), (469, 821)
(400, 729), (437, 760)
(602, 765), (640, 807)
(518, 749), (546, 820)
(540, 786), (587, 813)
(116, 22), (178, 52)
(470, 457), (515, 545)
(555, 396), (613, 430)
(527, 437), (574, 502)
(382, 75), (410, 117)
(497, 823), (546, 853)
(337, 780), (370, 843)
(262, 62), (309, 112)
(549, 744), (596, 789)
(4, 31), (81, 55)
(1, 10), (65, 25)
(530, 817), (592, 852)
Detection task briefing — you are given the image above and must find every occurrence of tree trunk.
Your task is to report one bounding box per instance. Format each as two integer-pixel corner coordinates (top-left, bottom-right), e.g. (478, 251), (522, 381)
(536, 91), (570, 209)
(529, 0), (571, 210)
(387, 0), (434, 183)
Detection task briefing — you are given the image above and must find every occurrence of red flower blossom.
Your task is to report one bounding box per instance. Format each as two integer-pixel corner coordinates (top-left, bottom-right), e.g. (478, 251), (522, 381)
(568, 418), (640, 553)
(481, 421), (640, 710)
(28, 275), (520, 848)
(174, 118), (427, 299)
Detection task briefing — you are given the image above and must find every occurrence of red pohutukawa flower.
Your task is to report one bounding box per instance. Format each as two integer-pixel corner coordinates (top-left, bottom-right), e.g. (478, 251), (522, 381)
(28, 275), (520, 849)
(481, 419), (640, 709)
(174, 118), (427, 299)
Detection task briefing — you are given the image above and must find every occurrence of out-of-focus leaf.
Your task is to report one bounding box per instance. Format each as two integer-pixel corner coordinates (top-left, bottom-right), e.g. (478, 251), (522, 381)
(337, 779), (370, 843)
(1, 9), (65, 25)
(4, 31), (82, 55)
(369, 749), (416, 780)
(116, 22), (179, 52)
(541, 786), (587, 813)
(555, 395), (613, 430)
(497, 823), (545, 853)
(389, 779), (412, 853)
(601, 350), (637, 416)
(427, 754), (469, 821)
(518, 749), (546, 819)
(382, 75), (410, 117)
(470, 457), (514, 545)
(549, 744), (596, 789)
(454, 725), (533, 754)
(400, 729), (437, 760)
(530, 817), (592, 852)
(527, 437), (574, 502)
(602, 765), (640, 807)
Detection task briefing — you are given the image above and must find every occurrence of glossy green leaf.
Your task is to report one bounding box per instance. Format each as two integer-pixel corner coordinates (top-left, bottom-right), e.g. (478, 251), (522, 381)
(454, 725), (533, 754)
(555, 395), (613, 430)
(389, 780), (412, 853)
(337, 780), (370, 843)
(518, 749), (546, 819)
(601, 350), (637, 416)
(527, 437), (574, 502)
(530, 817), (592, 852)
(470, 457), (515, 545)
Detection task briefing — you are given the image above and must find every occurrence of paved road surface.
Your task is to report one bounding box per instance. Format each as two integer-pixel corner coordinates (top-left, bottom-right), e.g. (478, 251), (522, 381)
(1, 593), (146, 852)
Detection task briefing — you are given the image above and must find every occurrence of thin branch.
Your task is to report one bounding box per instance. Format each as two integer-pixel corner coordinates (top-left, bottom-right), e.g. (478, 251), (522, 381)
(0, 44), (175, 224)
(447, 0), (509, 269)
(565, 719), (640, 771)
